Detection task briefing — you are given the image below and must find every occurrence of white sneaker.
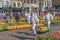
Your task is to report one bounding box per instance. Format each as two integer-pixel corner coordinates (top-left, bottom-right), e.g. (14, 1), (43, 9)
(33, 33), (37, 36)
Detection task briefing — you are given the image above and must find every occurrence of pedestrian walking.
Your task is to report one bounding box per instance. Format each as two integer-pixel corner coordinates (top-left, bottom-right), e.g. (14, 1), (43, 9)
(30, 15), (37, 35)
(53, 10), (56, 17)
(0, 12), (4, 21)
(3, 12), (8, 23)
(33, 10), (39, 23)
(45, 11), (53, 29)
(14, 12), (20, 25)
(25, 10), (31, 23)
(2, 13), (5, 21)
(9, 12), (13, 24)
(30, 10), (39, 35)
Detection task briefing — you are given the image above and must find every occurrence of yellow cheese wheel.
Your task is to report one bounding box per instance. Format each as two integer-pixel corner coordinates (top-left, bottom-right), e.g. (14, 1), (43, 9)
(17, 25), (20, 29)
(10, 26), (14, 30)
(8, 26), (11, 30)
(13, 26), (17, 29)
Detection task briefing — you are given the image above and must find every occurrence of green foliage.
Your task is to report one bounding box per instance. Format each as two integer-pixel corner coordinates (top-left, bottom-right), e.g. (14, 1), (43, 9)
(0, 26), (7, 31)
(35, 36), (59, 40)
(35, 36), (41, 40)
(51, 18), (60, 24)
(38, 16), (43, 20)
(9, 24), (16, 26)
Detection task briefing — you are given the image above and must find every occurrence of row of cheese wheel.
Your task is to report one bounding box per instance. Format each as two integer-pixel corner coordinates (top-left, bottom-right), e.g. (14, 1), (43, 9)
(36, 27), (48, 31)
(0, 23), (48, 31)
(7, 24), (46, 30)
(8, 24), (31, 30)
(36, 24), (45, 27)
(0, 22), (5, 25)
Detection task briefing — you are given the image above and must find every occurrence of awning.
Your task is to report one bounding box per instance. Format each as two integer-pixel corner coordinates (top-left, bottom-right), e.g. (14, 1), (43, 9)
(11, 7), (22, 10)
(55, 4), (60, 7)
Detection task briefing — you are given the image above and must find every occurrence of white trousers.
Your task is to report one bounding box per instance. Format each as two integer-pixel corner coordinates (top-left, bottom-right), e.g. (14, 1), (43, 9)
(32, 24), (36, 34)
(47, 21), (51, 29)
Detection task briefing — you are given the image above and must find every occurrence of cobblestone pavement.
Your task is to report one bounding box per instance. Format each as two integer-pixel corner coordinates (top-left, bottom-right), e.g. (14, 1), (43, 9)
(0, 24), (60, 40)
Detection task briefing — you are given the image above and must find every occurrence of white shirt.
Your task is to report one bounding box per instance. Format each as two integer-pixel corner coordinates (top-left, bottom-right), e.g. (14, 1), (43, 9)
(25, 13), (31, 20)
(45, 13), (53, 21)
(30, 16), (36, 24)
(33, 13), (38, 18)
(2, 13), (5, 16)
(32, 13), (39, 22)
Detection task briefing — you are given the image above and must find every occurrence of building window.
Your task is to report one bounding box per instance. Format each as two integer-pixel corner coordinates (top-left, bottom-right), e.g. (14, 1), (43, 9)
(27, 0), (29, 3)
(24, 0), (27, 3)
(6, 1), (9, 6)
(13, 3), (16, 7)
(31, 0), (33, 3)
(34, 0), (36, 3)
(17, 2), (20, 7)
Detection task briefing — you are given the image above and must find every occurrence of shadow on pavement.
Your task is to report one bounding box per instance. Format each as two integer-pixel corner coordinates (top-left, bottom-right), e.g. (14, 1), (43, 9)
(9, 34), (34, 40)
(37, 32), (47, 34)
(16, 31), (48, 36)
(16, 32), (33, 36)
